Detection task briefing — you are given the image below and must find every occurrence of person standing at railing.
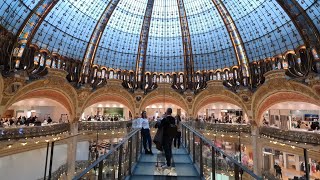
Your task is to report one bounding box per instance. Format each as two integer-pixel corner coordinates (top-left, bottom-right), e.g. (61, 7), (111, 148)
(137, 111), (153, 155)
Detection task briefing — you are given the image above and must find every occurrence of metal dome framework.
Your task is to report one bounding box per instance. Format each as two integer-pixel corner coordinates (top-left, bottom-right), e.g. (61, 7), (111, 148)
(0, 0), (319, 93)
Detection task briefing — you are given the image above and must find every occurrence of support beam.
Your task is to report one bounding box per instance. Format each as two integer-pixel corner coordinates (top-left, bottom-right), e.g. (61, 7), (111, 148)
(135, 0), (155, 89)
(13, 0), (59, 59)
(276, 0), (320, 53)
(16, 0), (44, 37)
(80, 0), (121, 83)
(177, 0), (194, 89)
(211, 0), (250, 83)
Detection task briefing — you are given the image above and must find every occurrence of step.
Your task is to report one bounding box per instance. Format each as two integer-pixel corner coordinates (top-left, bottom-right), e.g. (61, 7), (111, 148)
(127, 175), (200, 180)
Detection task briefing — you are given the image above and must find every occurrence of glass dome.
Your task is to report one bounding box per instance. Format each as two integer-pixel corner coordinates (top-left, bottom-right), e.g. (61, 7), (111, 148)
(1, 0), (319, 73)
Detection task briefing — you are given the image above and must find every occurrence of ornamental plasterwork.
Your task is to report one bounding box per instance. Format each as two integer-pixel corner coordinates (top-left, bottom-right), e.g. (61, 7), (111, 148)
(252, 75), (320, 123)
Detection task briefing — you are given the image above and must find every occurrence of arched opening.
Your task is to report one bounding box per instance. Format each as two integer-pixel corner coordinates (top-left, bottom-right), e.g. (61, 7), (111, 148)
(261, 101), (320, 132)
(196, 102), (247, 124)
(3, 98), (70, 126)
(144, 102), (186, 120)
(81, 101), (131, 121)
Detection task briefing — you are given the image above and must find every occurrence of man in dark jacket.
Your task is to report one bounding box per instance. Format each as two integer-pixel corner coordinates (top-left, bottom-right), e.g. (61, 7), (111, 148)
(160, 108), (176, 168)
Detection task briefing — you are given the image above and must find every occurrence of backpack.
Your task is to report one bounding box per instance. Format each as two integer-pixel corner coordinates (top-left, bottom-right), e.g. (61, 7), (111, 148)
(167, 117), (178, 138)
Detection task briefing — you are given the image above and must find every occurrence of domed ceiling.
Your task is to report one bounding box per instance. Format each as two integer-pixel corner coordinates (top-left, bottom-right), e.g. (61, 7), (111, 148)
(1, 0), (319, 73)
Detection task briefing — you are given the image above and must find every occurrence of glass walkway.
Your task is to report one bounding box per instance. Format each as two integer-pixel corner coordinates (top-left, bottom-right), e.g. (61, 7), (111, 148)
(74, 123), (262, 180)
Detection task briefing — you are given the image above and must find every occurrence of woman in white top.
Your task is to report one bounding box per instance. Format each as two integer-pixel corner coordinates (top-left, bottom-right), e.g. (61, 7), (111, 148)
(139, 111), (153, 155)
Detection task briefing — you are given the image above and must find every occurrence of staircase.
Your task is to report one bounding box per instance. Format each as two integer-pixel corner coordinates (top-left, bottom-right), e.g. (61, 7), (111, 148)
(127, 146), (200, 180)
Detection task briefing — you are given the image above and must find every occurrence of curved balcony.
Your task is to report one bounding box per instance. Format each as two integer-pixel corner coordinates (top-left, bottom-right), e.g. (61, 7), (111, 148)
(0, 121), (133, 141)
(260, 126), (320, 145)
(188, 121), (251, 133)
(78, 120), (132, 131)
(0, 123), (70, 141)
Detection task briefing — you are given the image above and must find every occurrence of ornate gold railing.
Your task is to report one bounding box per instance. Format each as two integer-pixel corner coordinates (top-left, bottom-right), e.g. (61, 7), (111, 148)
(78, 121), (132, 131)
(0, 123), (70, 140)
(260, 126), (320, 145)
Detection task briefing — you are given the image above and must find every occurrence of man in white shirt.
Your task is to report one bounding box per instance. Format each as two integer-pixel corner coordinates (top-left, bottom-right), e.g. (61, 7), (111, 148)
(138, 111), (153, 155)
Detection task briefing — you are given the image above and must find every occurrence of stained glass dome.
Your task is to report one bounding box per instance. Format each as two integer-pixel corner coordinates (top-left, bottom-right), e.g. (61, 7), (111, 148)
(1, 0), (319, 73)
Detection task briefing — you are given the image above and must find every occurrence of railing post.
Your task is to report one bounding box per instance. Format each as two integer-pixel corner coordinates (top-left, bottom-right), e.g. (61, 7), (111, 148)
(118, 145), (123, 179)
(184, 126), (187, 148)
(304, 148), (310, 180)
(200, 139), (203, 178)
(136, 133), (139, 162)
(128, 137), (132, 175)
(193, 132), (195, 163)
(98, 160), (103, 180)
(43, 142), (50, 180)
(188, 129), (191, 154)
(212, 146), (216, 180)
(48, 141), (55, 180)
(234, 164), (240, 180)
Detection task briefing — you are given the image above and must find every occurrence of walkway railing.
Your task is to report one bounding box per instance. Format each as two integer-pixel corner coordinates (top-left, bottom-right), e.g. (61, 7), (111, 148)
(182, 122), (262, 180)
(73, 128), (141, 180)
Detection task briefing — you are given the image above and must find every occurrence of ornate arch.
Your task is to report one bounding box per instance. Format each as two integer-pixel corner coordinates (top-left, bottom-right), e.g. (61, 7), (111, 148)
(139, 88), (188, 113)
(252, 80), (320, 125)
(3, 80), (77, 121)
(192, 89), (248, 117)
(80, 87), (135, 116)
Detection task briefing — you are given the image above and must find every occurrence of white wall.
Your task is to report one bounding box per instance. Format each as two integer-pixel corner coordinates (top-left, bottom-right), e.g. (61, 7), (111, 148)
(0, 141), (89, 180)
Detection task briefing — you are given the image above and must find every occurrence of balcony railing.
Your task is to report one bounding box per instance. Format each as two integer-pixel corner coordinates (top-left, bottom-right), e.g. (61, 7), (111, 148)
(260, 126), (320, 145)
(0, 123), (70, 140)
(78, 120), (132, 131)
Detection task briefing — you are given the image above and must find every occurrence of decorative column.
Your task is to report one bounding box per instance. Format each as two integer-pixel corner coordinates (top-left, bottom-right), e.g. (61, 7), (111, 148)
(135, 0), (155, 89)
(66, 120), (79, 180)
(252, 125), (263, 176)
(177, 0), (194, 89)
(12, 0), (59, 67)
(80, 0), (120, 83)
(211, 0), (251, 85)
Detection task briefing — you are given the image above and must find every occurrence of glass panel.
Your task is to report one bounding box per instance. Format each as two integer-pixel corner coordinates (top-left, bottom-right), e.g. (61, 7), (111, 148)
(146, 0), (184, 73)
(95, 0), (148, 70)
(184, 0), (237, 71)
(32, 0), (110, 60)
(0, 0), (36, 34)
(305, 1), (320, 32)
(222, 0), (303, 62)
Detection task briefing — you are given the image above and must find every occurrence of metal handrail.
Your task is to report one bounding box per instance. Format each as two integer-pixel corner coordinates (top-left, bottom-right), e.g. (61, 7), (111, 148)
(182, 122), (262, 180)
(72, 128), (140, 180)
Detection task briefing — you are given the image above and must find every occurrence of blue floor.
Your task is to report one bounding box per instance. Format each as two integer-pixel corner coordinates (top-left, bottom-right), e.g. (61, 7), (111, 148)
(127, 146), (200, 180)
